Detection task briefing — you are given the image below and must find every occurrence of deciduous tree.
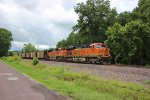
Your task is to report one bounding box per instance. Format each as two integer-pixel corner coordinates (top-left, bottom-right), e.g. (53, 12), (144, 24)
(22, 43), (36, 53)
(0, 28), (13, 57)
(105, 20), (150, 65)
(73, 0), (117, 43)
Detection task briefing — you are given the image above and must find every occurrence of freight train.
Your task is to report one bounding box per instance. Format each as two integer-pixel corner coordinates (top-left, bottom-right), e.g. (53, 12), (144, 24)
(20, 43), (111, 64)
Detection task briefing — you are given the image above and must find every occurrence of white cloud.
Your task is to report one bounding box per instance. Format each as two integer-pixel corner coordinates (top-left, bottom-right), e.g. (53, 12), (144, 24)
(11, 41), (50, 50)
(109, 0), (138, 13)
(0, 0), (139, 50)
(76, 0), (86, 3)
(0, 0), (78, 50)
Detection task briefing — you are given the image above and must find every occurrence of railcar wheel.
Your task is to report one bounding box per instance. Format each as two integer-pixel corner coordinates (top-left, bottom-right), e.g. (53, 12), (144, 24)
(100, 57), (111, 65)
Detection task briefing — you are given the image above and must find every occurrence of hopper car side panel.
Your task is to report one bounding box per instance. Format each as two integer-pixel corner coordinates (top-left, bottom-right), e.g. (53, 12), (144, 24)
(25, 53), (31, 59)
(37, 51), (45, 59)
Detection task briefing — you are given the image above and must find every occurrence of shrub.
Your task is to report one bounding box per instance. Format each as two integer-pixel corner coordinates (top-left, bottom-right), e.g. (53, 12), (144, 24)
(1, 57), (7, 61)
(3, 55), (22, 62)
(32, 57), (39, 65)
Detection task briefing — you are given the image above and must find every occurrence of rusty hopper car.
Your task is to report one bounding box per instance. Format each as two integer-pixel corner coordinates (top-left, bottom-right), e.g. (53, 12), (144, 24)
(31, 52), (36, 58)
(21, 53), (26, 58)
(25, 53), (30, 58)
(18, 53), (22, 57)
(37, 51), (45, 59)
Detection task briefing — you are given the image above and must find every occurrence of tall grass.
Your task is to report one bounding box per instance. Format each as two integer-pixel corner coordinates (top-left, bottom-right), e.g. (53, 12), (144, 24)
(1, 56), (150, 100)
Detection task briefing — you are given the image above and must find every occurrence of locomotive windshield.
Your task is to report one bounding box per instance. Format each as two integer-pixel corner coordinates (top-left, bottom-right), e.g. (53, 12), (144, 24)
(96, 45), (101, 48)
(96, 44), (105, 48)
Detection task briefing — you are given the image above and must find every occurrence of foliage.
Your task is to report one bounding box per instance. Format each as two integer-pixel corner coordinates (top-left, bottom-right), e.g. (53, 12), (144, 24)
(32, 57), (39, 65)
(116, 11), (132, 26)
(143, 80), (150, 85)
(57, 32), (84, 48)
(132, 0), (150, 24)
(105, 0), (150, 65)
(2, 55), (22, 62)
(56, 39), (67, 48)
(2, 57), (150, 100)
(73, 0), (117, 43)
(8, 50), (20, 56)
(22, 43), (36, 53)
(0, 28), (13, 57)
(57, 0), (117, 48)
(105, 20), (150, 65)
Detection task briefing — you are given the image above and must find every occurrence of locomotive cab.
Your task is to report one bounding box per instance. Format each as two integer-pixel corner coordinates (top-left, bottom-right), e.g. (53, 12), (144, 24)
(90, 43), (105, 48)
(90, 43), (110, 57)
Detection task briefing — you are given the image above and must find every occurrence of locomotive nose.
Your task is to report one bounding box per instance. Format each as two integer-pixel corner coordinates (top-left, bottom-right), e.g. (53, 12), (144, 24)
(104, 48), (107, 51)
(103, 48), (110, 57)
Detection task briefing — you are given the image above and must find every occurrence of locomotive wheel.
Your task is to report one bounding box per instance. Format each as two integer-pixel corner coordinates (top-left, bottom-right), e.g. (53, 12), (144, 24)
(100, 57), (111, 65)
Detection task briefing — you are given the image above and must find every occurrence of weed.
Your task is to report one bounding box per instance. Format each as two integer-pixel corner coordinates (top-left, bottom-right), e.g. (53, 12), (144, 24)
(2, 55), (22, 62)
(143, 80), (150, 85)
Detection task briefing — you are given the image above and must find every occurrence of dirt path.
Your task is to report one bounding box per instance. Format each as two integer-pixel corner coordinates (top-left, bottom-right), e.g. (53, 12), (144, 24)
(41, 60), (150, 87)
(0, 62), (65, 100)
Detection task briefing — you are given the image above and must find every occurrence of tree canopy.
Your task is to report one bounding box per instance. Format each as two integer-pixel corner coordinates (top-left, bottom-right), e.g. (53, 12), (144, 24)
(105, 20), (150, 65)
(133, 0), (150, 24)
(0, 28), (13, 57)
(105, 0), (150, 65)
(57, 0), (117, 48)
(73, 0), (117, 43)
(22, 43), (37, 53)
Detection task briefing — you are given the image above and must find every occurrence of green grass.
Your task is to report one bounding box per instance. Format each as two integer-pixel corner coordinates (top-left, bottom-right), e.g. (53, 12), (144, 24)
(143, 80), (150, 85)
(1, 56), (150, 100)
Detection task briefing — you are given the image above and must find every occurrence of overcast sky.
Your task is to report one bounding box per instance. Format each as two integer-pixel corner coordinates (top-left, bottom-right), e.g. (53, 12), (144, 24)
(0, 0), (139, 50)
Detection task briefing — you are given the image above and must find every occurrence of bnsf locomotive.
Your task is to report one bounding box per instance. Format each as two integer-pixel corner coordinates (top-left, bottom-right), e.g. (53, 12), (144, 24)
(20, 43), (110, 64)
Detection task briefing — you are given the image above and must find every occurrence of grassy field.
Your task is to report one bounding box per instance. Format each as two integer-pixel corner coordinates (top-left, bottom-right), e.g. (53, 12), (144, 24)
(1, 56), (150, 100)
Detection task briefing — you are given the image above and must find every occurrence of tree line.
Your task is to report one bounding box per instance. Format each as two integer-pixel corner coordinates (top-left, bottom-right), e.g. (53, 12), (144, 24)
(56, 0), (150, 65)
